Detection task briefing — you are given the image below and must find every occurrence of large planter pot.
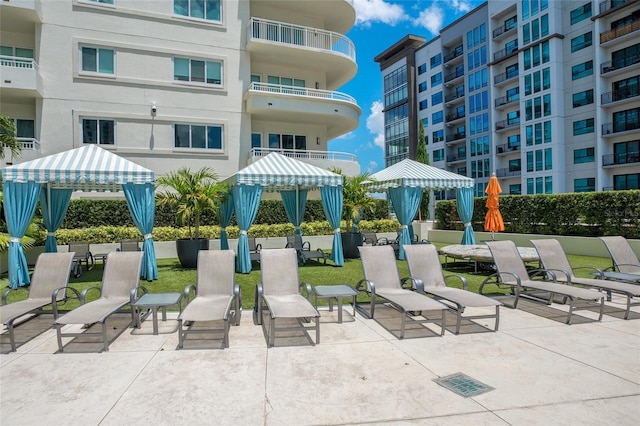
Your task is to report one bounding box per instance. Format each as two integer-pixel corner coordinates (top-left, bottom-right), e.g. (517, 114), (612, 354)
(176, 238), (209, 268)
(341, 232), (363, 259)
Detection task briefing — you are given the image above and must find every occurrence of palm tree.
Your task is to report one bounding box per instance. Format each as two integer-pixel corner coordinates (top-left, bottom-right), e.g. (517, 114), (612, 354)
(0, 113), (22, 161)
(331, 168), (376, 232)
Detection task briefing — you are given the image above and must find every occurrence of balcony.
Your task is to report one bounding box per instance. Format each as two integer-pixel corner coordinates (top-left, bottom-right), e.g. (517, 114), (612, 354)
(446, 153), (467, 164)
(496, 143), (521, 154)
(602, 151), (640, 166)
(444, 67), (464, 85)
(495, 93), (520, 109)
(443, 45), (464, 66)
(493, 43), (518, 62)
(251, 0), (355, 34)
(1, 137), (41, 167)
(0, 0), (41, 29)
(245, 82), (360, 140)
(445, 111), (465, 124)
(445, 90), (465, 105)
(601, 87), (640, 105)
(602, 121), (640, 136)
(494, 68), (519, 86)
(248, 147), (360, 176)
(495, 118), (520, 132)
(600, 19), (640, 44)
(493, 19), (517, 41)
(0, 55), (43, 99)
(496, 168), (521, 178)
(246, 17), (356, 89)
(599, 0), (634, 15)
(445, 132), (466, 143)
(601, 52), (640, 75)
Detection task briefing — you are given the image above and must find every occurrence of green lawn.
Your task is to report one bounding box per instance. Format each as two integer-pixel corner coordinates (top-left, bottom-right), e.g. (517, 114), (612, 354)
(1, 242), (614, 310)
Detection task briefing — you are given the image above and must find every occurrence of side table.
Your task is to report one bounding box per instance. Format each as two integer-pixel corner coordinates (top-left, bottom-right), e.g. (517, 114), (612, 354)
(313, 285), (358, 324)
(133, 292), (183, 335)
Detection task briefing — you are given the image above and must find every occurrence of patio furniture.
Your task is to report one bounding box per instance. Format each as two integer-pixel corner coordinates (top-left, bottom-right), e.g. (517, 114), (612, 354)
(285, 234), (327, 264)
(362, 232), (391, 246)
(312, 285), (359, 324)
(480, 240), (605, 324)
(531, 239), (640, 320)
(68, 241), (94, 277)
(248, 236), (262, 262)
(404, 244), (502, 334)
(440, 244), (540, 272)
(599, 236), (640, 276)
(356, 245), (448, 339)
(54, 251), (144, 352)
(117, 239), (141, 252)
(178, 250), (241, 349)
(133, 292), (183, 335)
(1, 252), (77, 352)
(254, 248), (320, 347)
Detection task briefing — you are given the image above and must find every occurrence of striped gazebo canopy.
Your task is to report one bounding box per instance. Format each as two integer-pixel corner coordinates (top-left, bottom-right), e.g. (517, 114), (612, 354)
(2, 144), (154, 191)
(226, 152), (343, 190)
(363, 158), (473, 192)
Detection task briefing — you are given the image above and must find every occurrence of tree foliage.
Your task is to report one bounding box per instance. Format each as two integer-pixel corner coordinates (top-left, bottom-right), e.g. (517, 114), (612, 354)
(415, 120), (430, 220)
(0, 112), (22, 160)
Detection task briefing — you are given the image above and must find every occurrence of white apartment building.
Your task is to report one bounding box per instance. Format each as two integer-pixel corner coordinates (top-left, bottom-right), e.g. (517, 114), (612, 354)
(0, 0), (361, 182)
(376, 0), (639, 199)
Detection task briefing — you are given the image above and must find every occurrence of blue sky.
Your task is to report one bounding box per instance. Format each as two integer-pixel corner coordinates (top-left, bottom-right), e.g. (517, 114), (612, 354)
(328, 0), (484, 174)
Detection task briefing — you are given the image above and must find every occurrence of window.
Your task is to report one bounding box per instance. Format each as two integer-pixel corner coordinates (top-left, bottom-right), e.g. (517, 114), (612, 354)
(542, 67), (550, 90)
(251, 133), (261, 148)
(572, 61), (593, 80)
(418, 81), (427, 93)
(432, 129), (444, 143)
(432, 111), (443, 124)
(613, 107), (640, 133)
(430, 53), (442, 68)
(571, 32), (592, 52)
(431, 91), (443, 105)
(267, 133), (306, 150)
(417, 63), (427, 75)
(433, 149), (444, 162)
(573, 118), (595, 135)
(614, 173), (640, 190)
(14, 119), (35, 139)
(175, 124), (223, 150)
(80, 46), (114, 74)
(612, 43), (640, 69)
(573, 89), (594, 107)
(574, 147), (595, 164)
(570, 2), (592, 24)
(174, 57), (222, 85)
(574, 178), (595, 192)
(509, 184), (522, 195)
(419, 100), (428, 110)
(613, 140), (640, 164)
(174, 0), (221, 22)
(431, 72), (442, 87)
(82, 119), (114, 145)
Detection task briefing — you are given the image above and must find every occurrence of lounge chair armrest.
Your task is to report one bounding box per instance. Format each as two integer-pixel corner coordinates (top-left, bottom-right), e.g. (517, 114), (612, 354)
(130, 285), (149, 305)
(2, 287), (27, 305)
(573, 266), (604, 278)
(355, 278), (375, 297)
(51, 287), (81, 318)
(80, 286), (102, 304)
(285, 242), (293, 248)
(497, 271), (522, 286)
(402, 276), (425, 293)
(377, 237), (391, 245)
(420, 239), (431, 244)
(300, 282), (313, 302)
(444, 274), (468, 290)
(183, 284), (197, 306)
(529, 268), (557, 282)
(256, 243), (262, 251)
(302, 241), (311, 251)
(254, 283), (264, 325)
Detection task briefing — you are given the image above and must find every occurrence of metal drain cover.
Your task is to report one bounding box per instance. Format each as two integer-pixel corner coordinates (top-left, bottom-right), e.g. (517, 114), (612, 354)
(434, 373), (494, 397)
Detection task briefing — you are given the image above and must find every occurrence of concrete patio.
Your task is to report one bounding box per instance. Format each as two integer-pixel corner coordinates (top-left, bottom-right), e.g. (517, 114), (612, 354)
(1, 295), (639, 425)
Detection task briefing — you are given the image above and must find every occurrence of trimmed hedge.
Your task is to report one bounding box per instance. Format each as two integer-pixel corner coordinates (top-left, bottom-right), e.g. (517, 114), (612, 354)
(434, 190), (640, 238)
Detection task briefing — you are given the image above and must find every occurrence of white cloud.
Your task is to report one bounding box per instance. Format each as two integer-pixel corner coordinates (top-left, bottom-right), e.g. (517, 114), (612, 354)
(367, 160), (379, 173)
(413, 4), (444, 35)
(334, 131), (356, 140)
(451, 0), (474, 13)
(366, 100), (385, 150)
(354, 0), (407, 27)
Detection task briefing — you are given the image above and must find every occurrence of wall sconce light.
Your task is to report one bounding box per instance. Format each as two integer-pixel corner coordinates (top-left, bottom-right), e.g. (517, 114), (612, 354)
(316, 137), (320, 145)
(315, 82), (319, 89)
(268, 102), (273, 106)
(151, 102), (157, 116)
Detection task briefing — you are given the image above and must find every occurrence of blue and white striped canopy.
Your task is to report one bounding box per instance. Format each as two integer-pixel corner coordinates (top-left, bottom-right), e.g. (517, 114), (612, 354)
(226, 152), (342, 190)
(2, 144), (154, 191)
(363, 159), (474, 192)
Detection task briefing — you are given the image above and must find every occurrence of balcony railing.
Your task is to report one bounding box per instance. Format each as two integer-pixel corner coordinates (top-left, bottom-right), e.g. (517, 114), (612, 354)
(493, 19), (517, 39)
(496, 168), (521, 178)
(599, 0), (634, 14)
(445, 132), (466, 143)
(248, 17), (356, 62)
(496, 143), (521, 153)
(601, 52), (640, 74)
(445, 111), (465, 122)
(601, 87), (640, 104)
(0, 55), (38, 70)
(495, 93), (520, 108)
(444, 67), (464, 83)
(493, 43), (518, 62)
(16, 137), (40, 151)
(494, 68), (519, 85)
(443, 45), (463, 63)
(446, 154), (467, 162)
(602, 151), (640, 166)
(602, 121), (640, 135)
(496, 118), (520, 130)
(250, 147), (357, 163)
(600, 19), (640, 43)
(247, 82), (357, 105)
(445, 91), (465, 103)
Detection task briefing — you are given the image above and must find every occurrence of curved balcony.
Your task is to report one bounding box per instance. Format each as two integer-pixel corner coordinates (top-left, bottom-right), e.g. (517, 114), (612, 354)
(247, 17), (357, 90)
(0, 56), (43, 100)
(249, 147), (360, 176)
(245, 82), (361, 140)
(250, 0), (355, 34)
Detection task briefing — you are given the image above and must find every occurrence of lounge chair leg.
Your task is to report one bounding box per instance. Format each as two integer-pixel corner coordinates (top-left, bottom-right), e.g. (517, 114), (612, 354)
(494, 306), (500, 331)
(315, 317), (320, 345)
(102, 323), (109, 352)
(7, 322), (16, 352)
(625, 296), (631, 320)
(441, 310), (446, 336)
(178, 319), (184, 349)
(566, 300), (574, 325)
(454, 310), (461, 335)
(56, 325), (64, 352)
(598, 298), (604, 321)
(400, 312), (406, 339)
(269, 317), (275, 347)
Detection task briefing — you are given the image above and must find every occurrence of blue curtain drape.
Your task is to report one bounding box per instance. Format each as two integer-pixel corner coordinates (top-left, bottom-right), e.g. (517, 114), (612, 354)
(320, 185), (344, 266)
(232, 184), (263, 273)
(39, 188), (72, 253)
(456, 187), (476, 245)
(123, 183), (158, 280)
(218, 194), (234, 250)
(281, 189), (307, 237)
(389, 186), (422, 260)
(4, 181), (42, 288)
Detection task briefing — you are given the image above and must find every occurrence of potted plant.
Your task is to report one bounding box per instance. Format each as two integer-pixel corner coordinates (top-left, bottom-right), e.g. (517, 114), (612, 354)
(332, 169), (377, 258)
(156, 167), (228, 268)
